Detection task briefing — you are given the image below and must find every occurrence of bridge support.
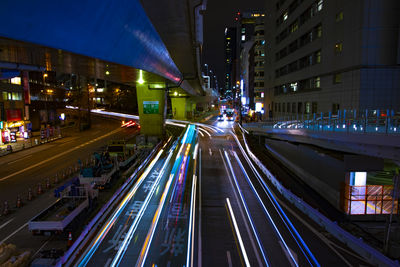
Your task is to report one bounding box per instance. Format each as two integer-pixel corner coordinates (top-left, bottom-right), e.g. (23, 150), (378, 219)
(171, 97), (196, 120)
(136, 83), (166, 137)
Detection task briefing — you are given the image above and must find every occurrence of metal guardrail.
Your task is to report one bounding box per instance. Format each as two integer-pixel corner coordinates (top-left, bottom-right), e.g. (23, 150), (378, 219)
(246, 109), (400, 135)
(239, 127), (399, 267)
(57, 141), (163, 266)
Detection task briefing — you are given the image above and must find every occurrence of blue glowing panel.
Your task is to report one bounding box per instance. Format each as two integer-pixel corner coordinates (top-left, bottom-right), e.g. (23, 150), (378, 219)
(0, 0), (182, 83)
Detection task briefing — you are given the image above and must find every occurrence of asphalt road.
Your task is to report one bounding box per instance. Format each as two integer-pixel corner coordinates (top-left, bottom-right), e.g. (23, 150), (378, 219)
(77, 124), (199, 267)
(0, 117), (138, 254)
(196, 117), (371, 267)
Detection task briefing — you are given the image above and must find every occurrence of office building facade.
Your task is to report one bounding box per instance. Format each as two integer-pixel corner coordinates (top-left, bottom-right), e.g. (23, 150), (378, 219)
(264, 0), (400, 118)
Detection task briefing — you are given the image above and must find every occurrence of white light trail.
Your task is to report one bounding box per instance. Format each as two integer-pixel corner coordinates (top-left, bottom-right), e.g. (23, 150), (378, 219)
(110, 150), (174, 267)
(226, 197), (251, 267)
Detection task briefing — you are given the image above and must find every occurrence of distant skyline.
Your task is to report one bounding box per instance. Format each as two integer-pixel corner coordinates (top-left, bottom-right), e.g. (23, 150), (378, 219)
(203, 0), (265, 89)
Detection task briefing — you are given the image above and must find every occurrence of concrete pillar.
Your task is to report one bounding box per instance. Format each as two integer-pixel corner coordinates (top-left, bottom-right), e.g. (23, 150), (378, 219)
(171, 97), (190, 120)
(136, 83), (166, 137)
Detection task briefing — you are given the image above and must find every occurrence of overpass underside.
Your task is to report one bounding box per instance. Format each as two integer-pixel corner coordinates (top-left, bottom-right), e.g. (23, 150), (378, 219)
(0, 0), (210, 137)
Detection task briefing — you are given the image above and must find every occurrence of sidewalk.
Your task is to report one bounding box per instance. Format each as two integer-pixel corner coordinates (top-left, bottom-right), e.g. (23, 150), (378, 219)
(0, 126), (76, 157)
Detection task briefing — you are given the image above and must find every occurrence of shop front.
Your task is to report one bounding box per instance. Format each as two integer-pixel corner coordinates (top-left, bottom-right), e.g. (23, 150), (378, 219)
(0, 109), (31, 144)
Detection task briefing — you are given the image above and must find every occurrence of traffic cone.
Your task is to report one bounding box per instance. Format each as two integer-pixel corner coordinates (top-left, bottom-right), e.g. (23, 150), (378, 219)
(28, 188), (33, 201)
(16, 195), (22, 208)
(37, 183), (43, 195)
(46, 178), (50, 189)
(3, 201), (9, 215)
(67, 232), (73, 247)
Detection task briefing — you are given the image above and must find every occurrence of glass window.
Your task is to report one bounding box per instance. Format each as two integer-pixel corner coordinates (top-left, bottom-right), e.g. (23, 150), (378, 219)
(317, 0), (323, 11)
(305, 102), (311, 114)
(313, 50), (321, 64)
(2, 91), (8, 100)
(315, 77), (321, 88)
(333, 73), (342, 83)
(335, 42), (343, 53)
(336, 11), (343, 22)
(317, 25), (322, 38)
(283, 11), (288, 21)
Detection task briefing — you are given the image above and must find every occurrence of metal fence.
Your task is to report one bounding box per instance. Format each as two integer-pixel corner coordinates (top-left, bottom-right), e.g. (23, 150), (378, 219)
(248, 109), (400, 135)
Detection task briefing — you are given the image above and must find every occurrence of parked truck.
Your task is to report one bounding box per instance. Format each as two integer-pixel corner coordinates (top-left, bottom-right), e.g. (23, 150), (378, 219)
(29, 178), (98, 235)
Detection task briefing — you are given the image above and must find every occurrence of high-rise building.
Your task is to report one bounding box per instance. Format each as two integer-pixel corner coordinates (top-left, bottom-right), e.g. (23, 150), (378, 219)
(264, 0), (400, 119)
(224, 27), (236, 99)
(236, 11), (265, 114)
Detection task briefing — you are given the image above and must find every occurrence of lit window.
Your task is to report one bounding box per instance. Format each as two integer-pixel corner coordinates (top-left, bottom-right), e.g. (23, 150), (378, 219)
(315, 77), (321, 88)
(333, 73), (342, 84)
(261, 53), (265, 57)
(241, 35), (245, 41)
(283, 11), (288, 21)
(2, 92), (8, 100)
(261, 92), (264, 98)
(336, 11), (343, 22)
(317, 0), (323, 11)
(241, 28), (245, 33)
(315, 50), (321, 63)
(11, 77), (21, 85)
(261, 40), (265, 45)
(12, 92), (22, 100)
(305, 102), (311, 114)
(335, 42), (343, 53)
(291, 82), (298, 92)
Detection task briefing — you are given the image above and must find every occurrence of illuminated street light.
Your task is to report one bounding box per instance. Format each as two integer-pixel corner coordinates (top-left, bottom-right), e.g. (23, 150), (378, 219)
(174, 91), (178, 96)
(105, 70), (110, 75)
(137, 69), (145, 84)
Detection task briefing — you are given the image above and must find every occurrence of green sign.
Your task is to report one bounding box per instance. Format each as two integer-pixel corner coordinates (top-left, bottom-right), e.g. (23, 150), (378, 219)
(143, 101), (159, 114)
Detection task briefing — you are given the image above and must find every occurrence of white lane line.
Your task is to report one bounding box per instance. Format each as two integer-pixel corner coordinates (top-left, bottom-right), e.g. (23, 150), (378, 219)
(32, 240), (49, 258)
(220, 149), (262, 266)
(227, 251), (233, 267)
(7, 155), (32, 165)
(198, 148), (202, 267)
(0, 128), (121, 182)
(226, 197), (250, 267)
(0, 218), (14, 230)
(0, 222), (28, 243)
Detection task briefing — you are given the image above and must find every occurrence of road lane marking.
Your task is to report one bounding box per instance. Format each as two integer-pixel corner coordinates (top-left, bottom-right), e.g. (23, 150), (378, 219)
(0, 222), (28, 243)
(220, 149), (263, 266)
(209, 148), (212, 156)
(32, 239), (50, 258)
(0, 218), (14, 230)
(7, 154), (32, 165)
(227, 251), (233, 267)
(224, 150), (269, 266)
(0, 128), (121, 182)
(226, 197), (250, 267)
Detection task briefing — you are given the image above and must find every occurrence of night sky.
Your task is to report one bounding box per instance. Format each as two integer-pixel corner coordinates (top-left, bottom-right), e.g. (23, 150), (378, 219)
(203, 0), (266, 89)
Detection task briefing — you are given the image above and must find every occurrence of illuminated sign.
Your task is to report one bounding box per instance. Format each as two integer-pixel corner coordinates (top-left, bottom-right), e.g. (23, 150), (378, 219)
(143, 101), (159, 114)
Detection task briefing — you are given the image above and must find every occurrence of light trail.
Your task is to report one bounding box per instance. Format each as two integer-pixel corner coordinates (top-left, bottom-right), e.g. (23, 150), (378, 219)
(231, 131), (320, 267)
(186, 174), (197, 267)
(78, 149), (164, 266)
(226, 197), (251, 267)
(224, 150), (270, 267)
(136, 124), (196, 267)
(136, 172), (175, 267)
(109, 149), (174, 267)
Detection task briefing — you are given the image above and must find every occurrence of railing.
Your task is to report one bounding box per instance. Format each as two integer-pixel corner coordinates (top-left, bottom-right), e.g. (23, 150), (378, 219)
(245, 109), (400, 135)
(343, 184), (398, 215)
